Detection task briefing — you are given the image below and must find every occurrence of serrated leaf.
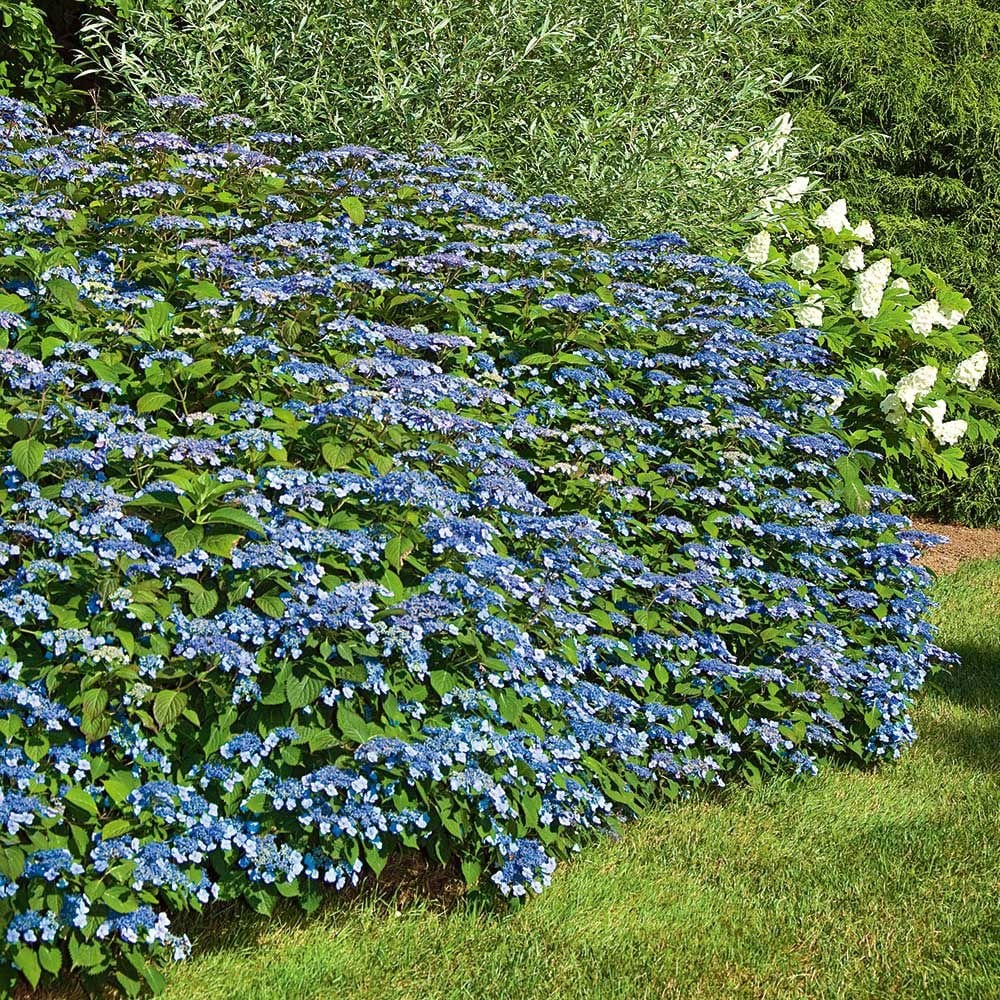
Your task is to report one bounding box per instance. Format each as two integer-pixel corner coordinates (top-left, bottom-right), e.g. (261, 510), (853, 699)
(166, 525), (202, 556)
(47, 275), (81, 310)
(11, 438), (44, 479)
(834, 456), (871, 515)
(322, 441), (354, 469)
(460, 857), (482, 886)
(38, 944), (62, 976)
(15, 946), (41, 988)
(341, 195), (365, 226)
(101, 818), (133, 840)
(64, 786), (98, 816)
(81, 688), (107, 719)
(200, 532), (241, 558)
(336, 703), (372, 744)
(286, 673), (324, 711)
(254, 595), (285, 619)
(153, 689), (187, 727)
(137, 391), (174, 414)
(385, 534), (414, 571)
(205, 507), (266, 534)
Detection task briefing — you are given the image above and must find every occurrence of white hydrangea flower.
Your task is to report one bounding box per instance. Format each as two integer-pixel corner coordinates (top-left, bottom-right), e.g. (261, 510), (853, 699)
(756, 113), (794, 174)
(743, 230), (771, 265)
(829, 391), (845, 413)
(909, 299), (940, 336)
(895, 365), (938, 411)
(954, 350), (988, 390)
(792, 294), (825, 327)
(850, 257), (892, 318)
(853, 220), (875, 244)
(940, 309), (965, 330)
(880, 392), (906, 426)
(933, 419), (968, 446)
(759, 175), (811, 212)
(890, 277), (910, 292)
(789, 244), (821, 275)
(815, 198), (850, 233)
(920, 399), (947, 428)
(919, 399), (967, 445)
(841, 245), (865, 271)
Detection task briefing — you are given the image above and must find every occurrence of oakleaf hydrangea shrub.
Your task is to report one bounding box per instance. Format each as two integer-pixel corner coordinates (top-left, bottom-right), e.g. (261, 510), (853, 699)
(726, 176), (997, 489)
(0, 95), (955, 995)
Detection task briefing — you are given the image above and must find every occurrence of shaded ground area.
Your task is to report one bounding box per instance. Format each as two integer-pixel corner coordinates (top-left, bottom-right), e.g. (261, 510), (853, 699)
(911, 518), (1000, 575)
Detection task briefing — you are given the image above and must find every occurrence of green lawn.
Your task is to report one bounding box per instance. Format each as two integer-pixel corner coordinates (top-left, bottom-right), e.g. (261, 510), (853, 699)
(145, 560), (1000, 1000)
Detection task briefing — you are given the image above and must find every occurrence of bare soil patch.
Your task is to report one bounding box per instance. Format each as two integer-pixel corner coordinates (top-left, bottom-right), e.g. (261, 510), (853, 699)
(910, 518), (1000, 575)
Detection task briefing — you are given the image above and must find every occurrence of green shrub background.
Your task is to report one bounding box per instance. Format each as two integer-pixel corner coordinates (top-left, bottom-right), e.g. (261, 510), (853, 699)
(779, 0), (1000, 524)
(0, 1), (76, 114)
(76, 0), (809, 249)
(4, 0), (1000, 522)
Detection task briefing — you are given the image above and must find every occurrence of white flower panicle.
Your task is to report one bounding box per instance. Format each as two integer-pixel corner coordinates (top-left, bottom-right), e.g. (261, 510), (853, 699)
(743, 230), (771, 265)
(792, 293), (825, 328)
(920, 399), (946, 428)
(850, 257), (892, 318)
(909, 299), (939, 336)
(789, 244), (821, 275)
(934, 419), (968, 445)
(954, 350), (988, 391)
(759, 175), (811, 213)
(814, 198), (850, 233)
(841, 245), (865, 271)
(909, 298), (966, 336)
(890, 277), (910, 292)
(919, 397), (967, 445)
(853, 220), (875, 244)
(756, 113), (794, 175)
(895, 365), (938, 411)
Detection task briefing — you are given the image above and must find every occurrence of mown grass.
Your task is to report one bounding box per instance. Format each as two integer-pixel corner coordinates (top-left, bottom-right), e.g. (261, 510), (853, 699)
(138, 560), (1000, 1000)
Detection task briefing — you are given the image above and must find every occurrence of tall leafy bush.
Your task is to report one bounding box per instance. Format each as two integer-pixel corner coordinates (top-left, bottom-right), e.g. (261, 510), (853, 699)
(0, 95), (953, 994)
(0, 1), (77, 114)
(777, 0), (1000, 524)
(77, 0), (809, 247)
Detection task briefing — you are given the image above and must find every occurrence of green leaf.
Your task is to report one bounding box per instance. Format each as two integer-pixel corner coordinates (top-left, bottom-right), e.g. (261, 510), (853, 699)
(286, 673), (324, 711)
(460, 857), (482, 886)
(322, 441), (355, 469)
(255, 595), (286, 618)
(11, 438), (44, 479)
(176, 579), (217, 617)
(47, 276), (81, 310)
(341, 195), (365, 226)
(38, 945), (62, 976)
(336, 704), (372, 744)
(204, 507), (267, 534)
(153, 689), (187, 727)
(15, 946), (41, 988)
(834, 456), (871, 515)
(200, 532), (241, 558)
(64, 786), (98, 816)
(167, 525), (203, 556)
(385, 534), (414, 571)
(137, 391), (174, 414)
(101, 818), (133, 840)
(81, 687), (108, 719)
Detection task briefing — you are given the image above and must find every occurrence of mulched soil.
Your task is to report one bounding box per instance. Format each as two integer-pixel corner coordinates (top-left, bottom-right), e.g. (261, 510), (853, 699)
(910, 518), (1000, 575)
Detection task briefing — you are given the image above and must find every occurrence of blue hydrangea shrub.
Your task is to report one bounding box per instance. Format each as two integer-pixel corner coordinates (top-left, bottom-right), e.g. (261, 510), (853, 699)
(0, 95), (955, 995)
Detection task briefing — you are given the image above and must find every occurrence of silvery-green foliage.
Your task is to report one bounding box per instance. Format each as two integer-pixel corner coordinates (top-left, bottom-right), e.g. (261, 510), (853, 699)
(76, 0), (811, 246)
